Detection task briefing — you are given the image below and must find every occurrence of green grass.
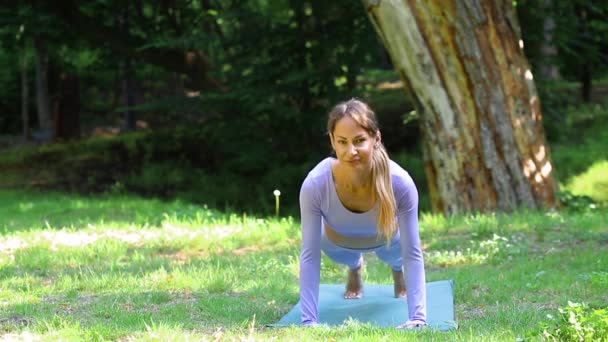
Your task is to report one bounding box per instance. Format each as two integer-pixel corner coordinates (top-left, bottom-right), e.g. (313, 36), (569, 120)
(0, 88), (606, 340)
(0, 190), (606, 341)
(563, 160), (608, 203)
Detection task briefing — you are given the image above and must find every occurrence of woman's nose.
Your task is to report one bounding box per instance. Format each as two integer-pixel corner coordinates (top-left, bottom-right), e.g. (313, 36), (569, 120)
(348, 144), (358, 155)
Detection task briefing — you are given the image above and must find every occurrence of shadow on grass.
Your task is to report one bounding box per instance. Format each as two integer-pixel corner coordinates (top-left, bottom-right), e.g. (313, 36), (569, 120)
(0, 189), (237, 233)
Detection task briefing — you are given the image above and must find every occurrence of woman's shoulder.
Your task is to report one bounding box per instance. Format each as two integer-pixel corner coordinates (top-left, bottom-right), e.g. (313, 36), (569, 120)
(389, 159), (416, 191)
(389, 159), (419, 209)
(301, 157), (333, 189)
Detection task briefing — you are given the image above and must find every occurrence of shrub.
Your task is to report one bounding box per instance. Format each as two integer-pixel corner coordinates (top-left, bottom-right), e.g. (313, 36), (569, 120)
(531, 302), (608, 341)
(557, 190), (599, 212)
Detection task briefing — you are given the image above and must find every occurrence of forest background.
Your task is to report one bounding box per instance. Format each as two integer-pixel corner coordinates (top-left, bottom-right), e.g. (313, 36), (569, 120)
(0, 0), (607, 216)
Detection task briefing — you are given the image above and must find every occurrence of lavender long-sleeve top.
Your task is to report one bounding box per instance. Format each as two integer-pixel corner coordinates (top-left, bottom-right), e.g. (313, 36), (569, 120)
(298, 157), (426, 325)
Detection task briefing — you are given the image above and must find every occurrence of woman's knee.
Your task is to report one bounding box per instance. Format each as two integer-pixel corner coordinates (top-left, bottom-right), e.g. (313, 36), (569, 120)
(374, 241), (402, 270)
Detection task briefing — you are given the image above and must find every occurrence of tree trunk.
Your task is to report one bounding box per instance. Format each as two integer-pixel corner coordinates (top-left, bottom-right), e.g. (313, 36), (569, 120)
(290, 0), (312, 112)
(364, 0), (558, 214)
(581, 61), (592, 102)
(576, 6), (592, 103)
(122, 6), (137, 132)
(21, 43), (30, 141)
(539, 0), (560, 80)
(53, 73), (81, 140)
(124, 58), (137, 131)
(34, 36), (53, 140)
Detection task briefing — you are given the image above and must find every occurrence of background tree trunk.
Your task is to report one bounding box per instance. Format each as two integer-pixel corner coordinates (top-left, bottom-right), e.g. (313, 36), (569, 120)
(576, 6), (593, 102)
(290, 0), (312, 112)
(540, 0), (560, 80)
(21, 43), (30, 141)
(53, 73), (81, 140)
(123, 58), (137, 132)
(34, 36), (53, 140)
(122, 6), (136, 132)
(364, 0), (558, 214)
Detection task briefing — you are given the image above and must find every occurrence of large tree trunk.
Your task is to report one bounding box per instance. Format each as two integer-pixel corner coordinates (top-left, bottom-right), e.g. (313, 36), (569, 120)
(34, 36), (53, 140)
(364, 0), (558, 214)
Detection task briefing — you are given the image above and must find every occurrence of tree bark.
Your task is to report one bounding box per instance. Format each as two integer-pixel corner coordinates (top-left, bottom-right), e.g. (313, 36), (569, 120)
(123, 58), (137, 131)
(53, 73), (81, 140)
(539, 0), (560, 80)
(21, 43), (30, 141)
(364, 0), (558, 214)
(576, 6), (592, 102)
(290, 0), (312, 112)
(122, 6), (137, 132)
(34, 36), (53, 140)
(581, 61), (592, 102)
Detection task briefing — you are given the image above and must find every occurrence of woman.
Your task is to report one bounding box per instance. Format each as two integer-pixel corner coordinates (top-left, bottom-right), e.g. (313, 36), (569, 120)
(299, 98), (426, 328)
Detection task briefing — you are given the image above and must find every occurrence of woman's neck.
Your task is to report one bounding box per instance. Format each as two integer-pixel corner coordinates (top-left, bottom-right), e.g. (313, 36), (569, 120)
(333, 159), (372, 192)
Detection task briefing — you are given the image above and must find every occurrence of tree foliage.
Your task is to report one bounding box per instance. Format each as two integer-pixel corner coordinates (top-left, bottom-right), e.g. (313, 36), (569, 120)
(0, 0), (606, 214)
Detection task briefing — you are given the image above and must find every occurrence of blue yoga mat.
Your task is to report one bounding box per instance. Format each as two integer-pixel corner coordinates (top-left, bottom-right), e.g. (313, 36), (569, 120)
(270, 280), (457, 331)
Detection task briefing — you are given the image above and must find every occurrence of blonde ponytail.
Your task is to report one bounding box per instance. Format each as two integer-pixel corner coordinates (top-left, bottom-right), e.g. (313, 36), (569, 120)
(371, 143), (397, 240)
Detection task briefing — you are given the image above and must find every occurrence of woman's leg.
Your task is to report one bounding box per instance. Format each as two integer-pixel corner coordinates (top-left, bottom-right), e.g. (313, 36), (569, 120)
(320, 229), (364, 299)
(374, 238), (407, 298)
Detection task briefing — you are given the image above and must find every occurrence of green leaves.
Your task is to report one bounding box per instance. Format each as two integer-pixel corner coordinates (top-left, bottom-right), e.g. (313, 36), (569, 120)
(534, 302), (608, 341)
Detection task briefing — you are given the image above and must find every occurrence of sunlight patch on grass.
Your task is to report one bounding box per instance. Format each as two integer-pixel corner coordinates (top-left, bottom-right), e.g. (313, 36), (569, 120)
(0, 331), (41, 342)
(0, 236), (27, 255)
(564, 160), (608, 203)
(0, 218), (281, 259)
(121, 321), (202, 342)
(425, 234), (523, 267)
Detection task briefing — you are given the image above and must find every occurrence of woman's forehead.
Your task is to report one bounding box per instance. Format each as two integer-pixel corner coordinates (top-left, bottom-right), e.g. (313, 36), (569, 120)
(333, 116), (372, 136)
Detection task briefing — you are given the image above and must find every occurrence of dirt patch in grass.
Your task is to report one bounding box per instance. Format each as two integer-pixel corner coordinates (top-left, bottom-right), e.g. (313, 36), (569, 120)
(458, 305), (486, 321)
(0, 315), (34, 330)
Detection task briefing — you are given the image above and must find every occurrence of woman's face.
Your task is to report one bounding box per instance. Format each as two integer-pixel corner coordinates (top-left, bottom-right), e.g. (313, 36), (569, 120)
(330, 116), (379, 170)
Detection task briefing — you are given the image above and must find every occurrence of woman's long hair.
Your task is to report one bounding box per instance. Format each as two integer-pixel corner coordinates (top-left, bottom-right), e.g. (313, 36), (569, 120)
(327, 99), (397, 240)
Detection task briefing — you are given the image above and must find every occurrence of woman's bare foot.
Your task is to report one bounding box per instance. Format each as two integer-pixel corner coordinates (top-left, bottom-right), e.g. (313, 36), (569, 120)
(392, 269), (407, 298)
(344, 267), (363, 299)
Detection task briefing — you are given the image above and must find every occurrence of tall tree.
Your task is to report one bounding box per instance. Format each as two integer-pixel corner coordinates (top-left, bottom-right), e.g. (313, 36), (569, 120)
(364, 0), (558, 214)
(33, 35), (53, 139)
(18, 28), (30, 140)
(121, 5), (136, 132)
(539, 0), (560, 80)
(4, 2), (77, 141)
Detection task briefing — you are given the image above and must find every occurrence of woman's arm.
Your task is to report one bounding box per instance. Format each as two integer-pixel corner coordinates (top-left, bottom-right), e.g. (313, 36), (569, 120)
(395, 173), (427, 325)
(299, 177), (323, 325)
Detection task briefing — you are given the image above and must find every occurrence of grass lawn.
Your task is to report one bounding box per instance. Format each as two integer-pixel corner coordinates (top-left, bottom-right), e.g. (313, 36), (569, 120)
(0, 190), (606, 341)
